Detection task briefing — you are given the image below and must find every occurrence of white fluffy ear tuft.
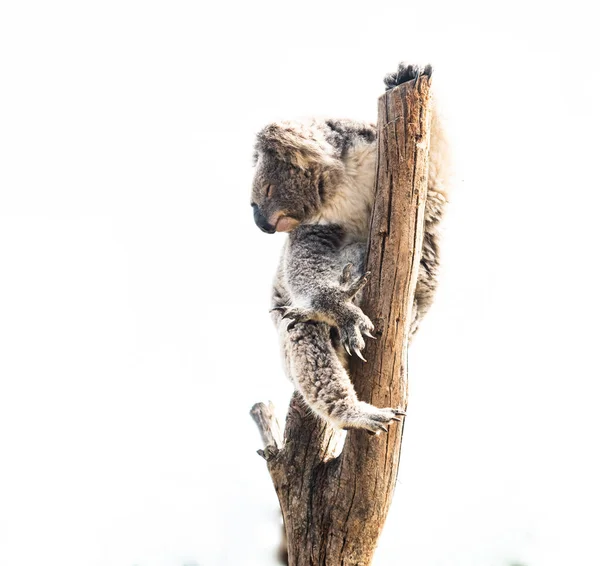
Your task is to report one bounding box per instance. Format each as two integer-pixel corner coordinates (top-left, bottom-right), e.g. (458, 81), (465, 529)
(255, 121), (339, 170)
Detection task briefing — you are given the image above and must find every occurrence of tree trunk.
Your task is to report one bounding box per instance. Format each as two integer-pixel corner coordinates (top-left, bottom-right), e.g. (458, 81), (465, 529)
(251, 75), (432, 566)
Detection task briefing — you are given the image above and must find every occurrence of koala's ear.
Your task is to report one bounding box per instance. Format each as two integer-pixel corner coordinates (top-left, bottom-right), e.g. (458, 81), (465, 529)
(254, 121), (339, 171)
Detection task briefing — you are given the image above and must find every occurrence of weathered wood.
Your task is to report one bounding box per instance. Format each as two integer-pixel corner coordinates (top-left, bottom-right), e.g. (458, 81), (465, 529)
(250, 401), (284, 459)
(252, 76), (432, 565)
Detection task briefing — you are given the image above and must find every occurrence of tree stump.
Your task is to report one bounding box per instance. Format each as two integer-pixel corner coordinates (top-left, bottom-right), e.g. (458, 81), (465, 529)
(252, 75), (432, 566)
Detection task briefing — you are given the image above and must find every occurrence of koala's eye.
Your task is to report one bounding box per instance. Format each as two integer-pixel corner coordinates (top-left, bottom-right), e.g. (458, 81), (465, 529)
(265, 184), (273, 198)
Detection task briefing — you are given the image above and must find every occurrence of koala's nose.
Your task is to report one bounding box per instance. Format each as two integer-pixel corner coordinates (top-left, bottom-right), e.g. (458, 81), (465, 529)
(252, 203), (276, 234)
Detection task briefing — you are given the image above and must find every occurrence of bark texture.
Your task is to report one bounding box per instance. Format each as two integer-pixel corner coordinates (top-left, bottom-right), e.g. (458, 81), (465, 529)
(251, 76), (432, 566)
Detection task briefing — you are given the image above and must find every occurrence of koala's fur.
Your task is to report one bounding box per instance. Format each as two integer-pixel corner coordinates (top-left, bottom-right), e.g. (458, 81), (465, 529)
(250, 63), (451, 434)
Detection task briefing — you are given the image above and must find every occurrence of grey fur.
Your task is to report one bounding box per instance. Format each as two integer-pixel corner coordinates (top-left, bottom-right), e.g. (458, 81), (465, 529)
(251, 62), (450, 433)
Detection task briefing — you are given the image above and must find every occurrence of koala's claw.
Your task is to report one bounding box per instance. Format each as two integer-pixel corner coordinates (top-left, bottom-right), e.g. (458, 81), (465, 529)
(363, 329), (376, 340)
(342, 342), (366, 362)
(354, 347), (366, 362)
(338, 307), (374, 359)
(339, 265), (371, 299)
(345, 271), (371, 299)
(338, 270), (374, 362)
(363, 424), (388, 435)
(279, 306), (313, 330)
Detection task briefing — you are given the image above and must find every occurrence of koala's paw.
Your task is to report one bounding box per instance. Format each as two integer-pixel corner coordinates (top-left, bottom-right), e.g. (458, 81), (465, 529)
(337, 265), (375, 360)
(338, 307), (374, 361)
(273, 305), (318, 330)
(341, 402), (406, 435)
(384, 62), (433, 91)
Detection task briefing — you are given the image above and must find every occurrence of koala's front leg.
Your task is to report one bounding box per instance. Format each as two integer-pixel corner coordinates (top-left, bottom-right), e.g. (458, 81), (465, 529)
(283, 225), (375, 358)
(274, 267), (374, 358)
(312, 266), (375, 359)
(275, 312), (404, 434)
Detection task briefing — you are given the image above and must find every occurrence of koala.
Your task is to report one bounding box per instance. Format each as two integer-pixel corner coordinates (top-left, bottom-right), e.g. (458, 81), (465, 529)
(250, 63), (450, 434)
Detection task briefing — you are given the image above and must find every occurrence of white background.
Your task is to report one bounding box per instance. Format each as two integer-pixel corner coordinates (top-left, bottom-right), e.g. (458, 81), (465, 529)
(1, 1), (599, 565)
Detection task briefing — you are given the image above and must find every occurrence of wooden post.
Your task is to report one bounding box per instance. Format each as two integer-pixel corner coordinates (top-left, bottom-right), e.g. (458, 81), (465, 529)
(251, 75), (432, 565)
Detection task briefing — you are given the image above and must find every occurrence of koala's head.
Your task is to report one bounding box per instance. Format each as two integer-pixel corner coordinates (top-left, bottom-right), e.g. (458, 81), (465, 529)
(250, 121), (343, 234)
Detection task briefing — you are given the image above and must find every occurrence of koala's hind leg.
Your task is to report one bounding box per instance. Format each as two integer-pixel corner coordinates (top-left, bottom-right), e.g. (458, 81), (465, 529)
(410, 188), (447, 337)
(384, 62), (451, 338)
(274, 312), (404, 434)
(411, 101), (450, 337)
